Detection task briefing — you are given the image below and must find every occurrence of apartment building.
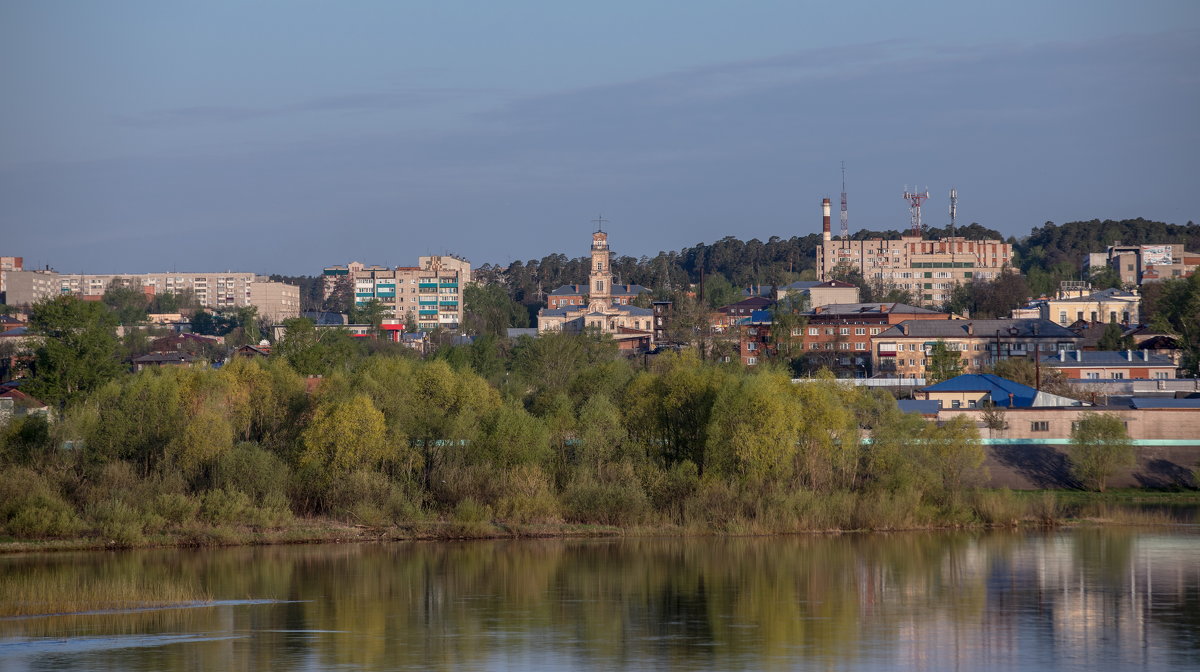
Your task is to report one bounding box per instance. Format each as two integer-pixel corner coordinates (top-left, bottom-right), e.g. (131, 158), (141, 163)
(1039, 349), (1177, 380)
(322, 255), (472, 331)
(813, 199), (1014, 306)
(0, 257), (22, 272)
(873, 318), (1081, 379)
(57, 272), (299, 318)
(1085, 243), (1200, 285)
(0, 269), (60, 307)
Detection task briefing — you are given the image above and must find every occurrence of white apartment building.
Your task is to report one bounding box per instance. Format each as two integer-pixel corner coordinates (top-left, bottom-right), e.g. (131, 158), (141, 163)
(57, 272), (299, 319)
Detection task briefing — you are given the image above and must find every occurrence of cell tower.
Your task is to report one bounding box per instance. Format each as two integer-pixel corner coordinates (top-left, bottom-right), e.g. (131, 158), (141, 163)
(839, 162), (849, 244)
(948, 188), (957, 238)
(903, 186), (929, 237)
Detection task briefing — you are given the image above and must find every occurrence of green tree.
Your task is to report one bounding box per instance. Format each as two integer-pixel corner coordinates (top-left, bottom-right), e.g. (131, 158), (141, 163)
(25, 296), (123, 408)
(1097, 321), (1132, 351)
(299, 394), (388, 472)
(102, 279), (150, 325)
(463, 284), (529, 337)
(1068, 412), (1135, 492)
(925, 340), (963, 383)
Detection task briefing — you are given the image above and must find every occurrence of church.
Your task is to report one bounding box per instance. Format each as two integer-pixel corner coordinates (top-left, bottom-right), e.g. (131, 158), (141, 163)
(536, 229), (655, 348)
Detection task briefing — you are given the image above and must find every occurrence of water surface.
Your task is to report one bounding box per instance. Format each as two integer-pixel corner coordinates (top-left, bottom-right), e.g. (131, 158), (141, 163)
(2, 529), (1197, 671)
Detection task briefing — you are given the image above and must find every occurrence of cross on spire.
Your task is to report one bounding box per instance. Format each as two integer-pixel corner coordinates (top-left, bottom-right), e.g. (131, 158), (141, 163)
(592, 214), (608, 232)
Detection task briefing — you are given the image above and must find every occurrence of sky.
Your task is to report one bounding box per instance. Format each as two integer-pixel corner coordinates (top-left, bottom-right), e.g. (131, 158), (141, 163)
(2, 1), (1198, 275)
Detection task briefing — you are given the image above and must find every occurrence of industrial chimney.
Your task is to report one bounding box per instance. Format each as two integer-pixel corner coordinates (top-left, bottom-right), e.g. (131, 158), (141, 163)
(822, 198), (832, 243)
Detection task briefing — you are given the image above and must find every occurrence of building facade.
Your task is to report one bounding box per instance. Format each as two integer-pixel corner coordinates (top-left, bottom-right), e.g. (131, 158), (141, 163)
(537, 230), (654, 346)
(57, 272), (299, 318)
(1037, 285), (1141, 326)
(0, 270), (60, 307)
(1086, 243), (1200, 285)
(814, 199), (1015, 306)
(322, 255), (472, 330)
(1040, 350), (1177, 380)
(873, 319), (1081, 379)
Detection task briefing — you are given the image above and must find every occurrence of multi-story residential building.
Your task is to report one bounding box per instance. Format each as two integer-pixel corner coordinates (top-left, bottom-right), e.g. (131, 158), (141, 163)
(813, 199), (1015, 306)
(537, 229), (654, 347)
(872, 318), (1081, 379)
(797, 302), (950, 376)
(1039, 349), (1177, 380)
(322, 255), (472, 331)
(0, 257), (23, 272)
(57, 272), (299, 318)
(0, 269), (60, 307)
(1085, 243), (1200, 285)
(248, 279), (302, 322)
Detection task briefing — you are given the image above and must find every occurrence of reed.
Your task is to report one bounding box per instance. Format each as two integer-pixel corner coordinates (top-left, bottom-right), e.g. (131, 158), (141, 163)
(0, 572), (210, 618)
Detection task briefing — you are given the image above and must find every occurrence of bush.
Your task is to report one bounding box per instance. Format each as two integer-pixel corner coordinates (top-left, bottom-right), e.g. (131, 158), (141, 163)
(562, 472), (649, 526)
(88, 500), (146, 546)
(151, 493), (200, 526)
(0, 467), (83, 538)
(212, 443), (292, 506)
(198, 488), (251, 526)
(494, 465), (561, 524)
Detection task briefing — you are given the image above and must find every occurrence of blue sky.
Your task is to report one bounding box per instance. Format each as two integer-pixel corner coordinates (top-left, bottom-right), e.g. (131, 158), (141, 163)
(2, 1), (1197, 275)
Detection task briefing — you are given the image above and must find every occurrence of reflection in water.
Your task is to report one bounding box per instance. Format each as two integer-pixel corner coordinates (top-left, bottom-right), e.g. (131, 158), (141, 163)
(0, 530), (1196, 671)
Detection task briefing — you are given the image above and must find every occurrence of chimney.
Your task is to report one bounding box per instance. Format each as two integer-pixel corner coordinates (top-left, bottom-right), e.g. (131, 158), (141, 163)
(899, 323), (909, 335)
(1125, 349), (1132, 361)
(1059, 349), (1066, 362)
(822, 198), (832, 242)
(965, 322), (974, 336)
(1142, 350), (1149, 361)
(1076, 350), (1082, 362)
(1008, 393), (1015, 408)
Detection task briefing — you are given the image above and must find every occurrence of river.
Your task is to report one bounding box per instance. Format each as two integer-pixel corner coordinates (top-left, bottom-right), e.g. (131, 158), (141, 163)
(1, 529), (1197, 671)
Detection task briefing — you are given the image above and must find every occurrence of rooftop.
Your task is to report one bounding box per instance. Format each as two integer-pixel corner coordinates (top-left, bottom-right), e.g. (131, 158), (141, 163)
(878, 319), (1077, 339)
(1040, 350), (1176, 367)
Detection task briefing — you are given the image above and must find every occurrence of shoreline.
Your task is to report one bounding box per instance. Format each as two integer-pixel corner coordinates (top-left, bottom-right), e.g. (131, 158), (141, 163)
(3, 489), (1196, 555)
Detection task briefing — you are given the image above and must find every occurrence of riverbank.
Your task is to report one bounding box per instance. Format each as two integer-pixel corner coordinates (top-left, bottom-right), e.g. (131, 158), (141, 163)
(3, 489), (1196, 555)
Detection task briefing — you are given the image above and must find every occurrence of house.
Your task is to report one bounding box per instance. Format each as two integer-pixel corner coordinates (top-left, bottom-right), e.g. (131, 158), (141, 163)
(1039, 349), (1178, 380)
(712, 296), (774, 331)
(132, 351), (198, 371)
(0, 388), (50, 422)
(1040, 286), (1140, 326)
(230, 343), (272, 359)
(872, 319), (1081, 380)
(914, 373), (1085, 409)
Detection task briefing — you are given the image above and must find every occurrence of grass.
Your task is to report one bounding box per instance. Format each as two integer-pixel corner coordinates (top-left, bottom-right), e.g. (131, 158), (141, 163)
(0, 573), (211, 618)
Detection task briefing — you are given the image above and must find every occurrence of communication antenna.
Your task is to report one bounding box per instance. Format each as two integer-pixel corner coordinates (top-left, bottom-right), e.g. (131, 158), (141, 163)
(840, 162), (849, 245)
(948, 187), (958, 238)
(903, 186), (930, 237)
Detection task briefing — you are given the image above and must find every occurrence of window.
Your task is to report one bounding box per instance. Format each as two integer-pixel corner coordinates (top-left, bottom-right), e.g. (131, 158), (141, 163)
(839, 342), (850, 350)
(747, 342), (757, 351)
(870, 328), (881, 335)
(809, 327), (819, 336)
(1031, 421), (1049, 432)
(810, 343), (820, 350)
(968, 400), (977, 408)
(1111, 372), (1125, 379)
(791, 327), (802, 336)
(840, 327), (849, 335)
(855, 343), (866, 351)
(1154, 371), (1169, 379)
(747, 357), (758, 365)
(1085, 372), (1100, 380)
(748, 328), (757, 336)
(951, 400), (961, 409)
(825, 327), (835, 335)
(855, 327), (866, 335)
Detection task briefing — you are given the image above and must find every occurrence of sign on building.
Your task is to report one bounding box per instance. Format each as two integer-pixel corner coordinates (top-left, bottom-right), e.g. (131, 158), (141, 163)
(1142, 245), (1173, 266)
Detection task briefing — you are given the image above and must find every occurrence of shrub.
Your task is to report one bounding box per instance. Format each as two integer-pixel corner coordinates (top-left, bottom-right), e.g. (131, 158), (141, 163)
(198, 489), (251, 526)
(212, 443), (291, 506)
(150, 493), (200, 526)
(88, 500), (146, 546)
(0, 467), (83, 538)
(562, 473), (648, 526)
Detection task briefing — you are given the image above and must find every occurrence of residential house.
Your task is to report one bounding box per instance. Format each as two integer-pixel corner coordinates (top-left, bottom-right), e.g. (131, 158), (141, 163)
(797, 302), (950, 377)
(132, 351), (198, 371)
(1040, 285), (1140, 326)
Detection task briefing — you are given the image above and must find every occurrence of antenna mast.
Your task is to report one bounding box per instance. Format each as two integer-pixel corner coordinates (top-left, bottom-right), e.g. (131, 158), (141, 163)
(840, 162), (849, 245)
(948, 187), (957, 238)
(903, 186), (930, 237)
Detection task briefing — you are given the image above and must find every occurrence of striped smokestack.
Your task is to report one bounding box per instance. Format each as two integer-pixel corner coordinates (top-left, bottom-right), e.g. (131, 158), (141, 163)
(822, 198), (832, 242)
